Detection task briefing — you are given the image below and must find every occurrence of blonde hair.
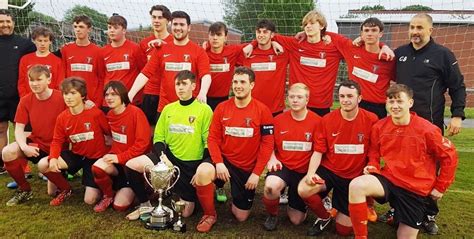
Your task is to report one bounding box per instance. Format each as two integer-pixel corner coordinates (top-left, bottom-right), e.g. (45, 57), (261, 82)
(301, 10), (327, 33)
(288, 83), (310, 98)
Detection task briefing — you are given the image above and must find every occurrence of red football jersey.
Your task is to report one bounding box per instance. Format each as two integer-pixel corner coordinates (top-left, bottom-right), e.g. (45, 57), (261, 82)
(49, 107), (110, 160)
(101, 40), (146, 105)
(14, 90), (67, 153)
(273, 34), (343, 109)
(107, 104), (151, 165)
(208, 98), (274, 175)
(61, 42), (104, 105)
(315, 108), (378, 179)
(139, 34), (173, 95)
(206, 44), (244, 98)
(331, 33), (395, 104)
(274, 110), (322, 173)
(141, 40), (211, 112)
(368, 113), (458, 196)
(240, 47), (289, 113)
(18, 53), (64, 97)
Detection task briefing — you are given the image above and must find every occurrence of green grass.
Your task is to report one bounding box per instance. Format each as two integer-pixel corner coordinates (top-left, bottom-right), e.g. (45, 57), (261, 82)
(1, 127), (473, 237)
(444, 107), (474, 119)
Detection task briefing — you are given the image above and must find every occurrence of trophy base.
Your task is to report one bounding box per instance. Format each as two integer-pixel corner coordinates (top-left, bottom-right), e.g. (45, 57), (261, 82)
(145, 221), (172, 230)
(173, 222), (186, 233)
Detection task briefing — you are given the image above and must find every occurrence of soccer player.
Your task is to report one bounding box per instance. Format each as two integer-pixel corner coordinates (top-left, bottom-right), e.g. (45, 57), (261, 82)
(91, 81), (150, 212)
(128, 11), (211, 113)
(331, 17), (395, 119)
(139, 5), (173, 125)
(241, 19), (289, 115)
(193, 66), (274, 232)
(297, 80), (378, 236)
(348, 84), (458, 239)
(101, 14), (146, 107)
(38, 77), (110, 206)
(262, 83), (322, 231)
(0, 9), (36, 174)
(124, 70), (212, 219)
(2, 65), (66, 206)
(18, 26), (64, 98)
(61, 15), (104, 105)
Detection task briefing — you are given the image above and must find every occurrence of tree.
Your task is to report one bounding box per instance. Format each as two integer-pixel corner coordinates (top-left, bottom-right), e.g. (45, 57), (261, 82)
(401, 5), (433, 11)
(63, 5), (108, 31)
(223, 0), (314, 42)
(9, 0), (35, 34)
(360, 5), (385, 11)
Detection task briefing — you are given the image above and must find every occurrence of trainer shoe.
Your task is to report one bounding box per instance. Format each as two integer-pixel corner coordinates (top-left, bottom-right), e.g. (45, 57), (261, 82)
(263, 215), (278, 231)
(216, 188), (227, 203)
(196, 215), (217, 233)
(423, 215), (439, 235)
(378, 208), (395, 224)
(307, 217), (332, 236)
(94, 196), (114, 212)
(6, 190), (33, 206)
(50, 189), (72, 206)
(367, 206), (378, 222)
(6, 181), (18, 189)
(279, 192), (288, 205)
(0, 166), (6, 175)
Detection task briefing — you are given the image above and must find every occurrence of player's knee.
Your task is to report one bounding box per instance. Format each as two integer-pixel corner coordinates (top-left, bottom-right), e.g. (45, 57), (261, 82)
(84, 195), (99, 205)
(37, 158), (49, 173)
(234, 212), (250, 222)
(1, 145), (16, 161)
(289, 214), (305, 225)
(349, 177), (368, 196)
(182, 203), (195, 218)
(195, 164), (215, 185)
(297, 183), (311, 199)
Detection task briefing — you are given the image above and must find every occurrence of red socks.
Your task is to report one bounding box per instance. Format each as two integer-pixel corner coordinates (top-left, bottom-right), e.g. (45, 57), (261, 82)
(196, 183), (216, 216)
(4, 159), (30, 191)
(302, 194), (330, 219)
(262, 196), (279, 216)
(336, 222), (353, 236)
(92, 165), (114, 197)
(349, 202), (368, 237)
(113, 203), (130, 212)
(44, 172), (71, 191)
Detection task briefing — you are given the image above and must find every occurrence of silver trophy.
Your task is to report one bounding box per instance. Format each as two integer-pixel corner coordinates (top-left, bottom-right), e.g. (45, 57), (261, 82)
(143, 161), (180, 230)
(171, 200), (187, 232)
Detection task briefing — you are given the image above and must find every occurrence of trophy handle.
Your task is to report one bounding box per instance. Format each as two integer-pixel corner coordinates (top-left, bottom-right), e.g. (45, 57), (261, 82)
(167, 166), (180, 191)
(143, 164), (154, 189)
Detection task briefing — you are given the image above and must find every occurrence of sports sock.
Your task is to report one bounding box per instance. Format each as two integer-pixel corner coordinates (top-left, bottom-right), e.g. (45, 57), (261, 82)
(196, 183), (216, 216)
(335, 222), (353, 236)
(4, 159), (31, 191)
(302, 194), (330, 219)
(349, 201), (368, 237)
(113, 203), (130, 212)
(125, 166), (148, 203)
(43, 172), (71, 191)
(92, 165), (114, 197)
(262, 196), (279, 216)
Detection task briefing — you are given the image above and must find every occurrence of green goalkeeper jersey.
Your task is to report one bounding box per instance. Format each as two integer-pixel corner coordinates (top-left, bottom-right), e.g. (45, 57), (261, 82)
(154, 99), (213, 161)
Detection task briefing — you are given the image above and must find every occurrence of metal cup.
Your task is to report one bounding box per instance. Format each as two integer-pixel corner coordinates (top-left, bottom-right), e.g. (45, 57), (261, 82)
(143, 161), (180, 230)
(172, 200), (186, 232)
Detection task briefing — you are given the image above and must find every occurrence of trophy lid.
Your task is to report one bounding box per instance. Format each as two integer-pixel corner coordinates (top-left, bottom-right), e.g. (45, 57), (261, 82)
(151, 161), (171, 173)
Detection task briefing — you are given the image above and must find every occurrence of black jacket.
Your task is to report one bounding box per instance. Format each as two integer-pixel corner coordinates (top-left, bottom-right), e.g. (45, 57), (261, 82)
(395, 38), (466, 129)
(0, 34), (36, 99)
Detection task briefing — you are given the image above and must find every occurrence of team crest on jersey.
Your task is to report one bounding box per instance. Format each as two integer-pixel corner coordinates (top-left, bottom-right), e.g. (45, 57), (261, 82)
(319, 52), (326, 59)
(268, 55), (274, 62)
(183, 54), (190, 62)
(123, 54), (129, 61)
(86, 57), (93, 64)
(245, 117), (252, 127)
(121, 125), (126, 133)
(372, 65), (379, 73)
(357, 133), (364, 143)
(84, 122), (91, 131)
(304, 132), (312, 141)
(189, 116), (196, 124)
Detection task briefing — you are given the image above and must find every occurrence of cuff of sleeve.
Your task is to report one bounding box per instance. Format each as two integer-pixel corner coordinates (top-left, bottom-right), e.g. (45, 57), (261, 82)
(434, 184), (447, 194)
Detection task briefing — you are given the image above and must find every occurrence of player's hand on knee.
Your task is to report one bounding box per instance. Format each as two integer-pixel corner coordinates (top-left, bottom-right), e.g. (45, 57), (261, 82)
(49, 158), (61, 173)
(266, 158), (282, 172)
(190, 174), (197, 186)
(23, 144), (40, 158)
(216, 163), (230, 182)
(363, 165), (378, 175)
(103, 154), (118, 164)
(245, 173), (259, 190)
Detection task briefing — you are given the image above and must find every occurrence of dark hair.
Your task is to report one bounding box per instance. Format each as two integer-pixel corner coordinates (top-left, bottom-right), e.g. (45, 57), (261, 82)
(386, 84), (414, 99)
(73, 15), (92, 28)
(28, 64), (51, 79)
(175, 70), (196, 83)
(360, 17), (384, 32)
(61, 77), (87, 99)
(209, 21), (228, 36)
(171, 11), (191, 25)
(31, 26), (54, 42)
(149, 5), (172, 21)
(234, 66), (255, 83)
(104, 81), (130, 105)
(0, 9), (14, 21)
(338, 80), (361, 96)
(107, 15), (127, 29)
(256, 19), (276, 32)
